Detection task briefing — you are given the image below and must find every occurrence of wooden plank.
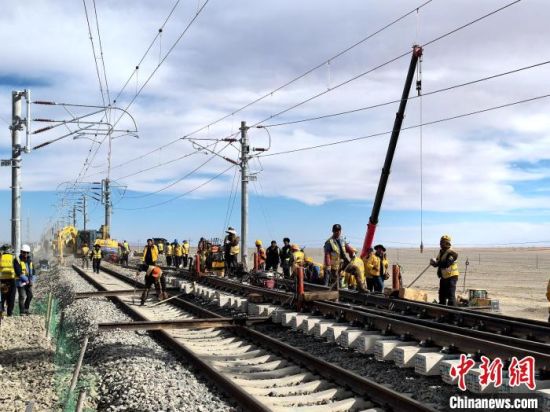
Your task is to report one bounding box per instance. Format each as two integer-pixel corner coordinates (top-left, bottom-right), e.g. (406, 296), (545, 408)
(303, 291), (339, 302)
(398, 287), (428, 302)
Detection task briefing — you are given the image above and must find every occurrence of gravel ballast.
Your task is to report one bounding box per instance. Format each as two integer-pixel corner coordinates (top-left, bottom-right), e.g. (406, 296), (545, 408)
(56, 263), (235, 411)
(0, 314), (58, 411)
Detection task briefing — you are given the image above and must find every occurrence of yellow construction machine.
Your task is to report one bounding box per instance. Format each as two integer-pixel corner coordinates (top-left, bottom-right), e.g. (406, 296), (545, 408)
(56, 225), (78, 264)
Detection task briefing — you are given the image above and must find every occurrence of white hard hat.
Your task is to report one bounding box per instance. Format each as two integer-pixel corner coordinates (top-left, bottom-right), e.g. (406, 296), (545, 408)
(21, 244), (31, 253)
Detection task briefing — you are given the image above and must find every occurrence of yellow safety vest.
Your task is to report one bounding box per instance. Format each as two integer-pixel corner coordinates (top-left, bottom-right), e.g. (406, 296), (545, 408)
(230, 243), (240, 256)
(19, 259), (33, 276)
(175, 245), (183, 257)
(436, 249), (459, 279)
(364, 253), (388, 277)
(82, 246), (89, 256)
(158, 243), (164, 252)
(123, 242), (129, 252)
(166, 244), (173, 255)
(0, 254), (15, 280)
(182, 243), (189, 255)
(326, 238), (345, 270)
(142, 245), (159, 263)
(92, 249), (102, 259)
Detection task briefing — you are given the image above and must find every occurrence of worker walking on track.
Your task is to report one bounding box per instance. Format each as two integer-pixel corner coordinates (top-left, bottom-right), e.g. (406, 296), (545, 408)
(15, 244), (35, 315)
(0, 244), (21, 317)
(365, 244), (389, 293)
(120, 240), (130, 268)
(140, 265), (167, 306)
(342, 247), (367, 292)
(265, 240), (280, 272)
(323, 224), (351, 287)
(255, 240), (266, 271)
(81, 243), (90, 269)
(91, 244), (102, 274)
(430, 234), (459, 306)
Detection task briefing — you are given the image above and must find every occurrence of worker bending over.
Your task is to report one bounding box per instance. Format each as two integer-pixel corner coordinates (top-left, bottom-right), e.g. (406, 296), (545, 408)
(81, 243), (90, 269)
(304, 257), (324, 284)
(342, 248), (366, 292)
(140, 265), (167, 306)
(430, 234), (459, 306)
(0, 244), (21, 317)
(91, 244), (102, 274)
(365, 244), (389, 293)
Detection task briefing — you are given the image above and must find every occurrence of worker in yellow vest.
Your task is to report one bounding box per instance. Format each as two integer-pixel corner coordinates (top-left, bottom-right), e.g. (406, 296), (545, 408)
(91, 244), (103, 274)
(0, 244), (21, 317)
(141, 238), (159, 271)
(224, 229), (240, 276)
(323, 224), (352, 286)
(158, 241), (164, 255)
(430, 235), (459, 306)
(120, 240), (130, 268)
(290, 244), (304, 275)
(81, 243), (90, 269)
(255, 240), (266, 271)
(16, 244), (35, 315)
(304, 257), (323, 284)
(182, 240), (190, 268)
(342, 248), (366, 291)
(166, 242), (173, 267)
(365, 244), (389, 293)
(174, 240), (183, 268)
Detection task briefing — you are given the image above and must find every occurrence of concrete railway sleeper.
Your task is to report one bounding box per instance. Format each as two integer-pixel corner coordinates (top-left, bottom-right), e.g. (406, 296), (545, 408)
(71, 264), (432, 412)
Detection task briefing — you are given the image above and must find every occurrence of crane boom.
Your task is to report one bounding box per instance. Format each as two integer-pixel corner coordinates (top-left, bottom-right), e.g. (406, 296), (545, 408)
(360, 45), (423, 258)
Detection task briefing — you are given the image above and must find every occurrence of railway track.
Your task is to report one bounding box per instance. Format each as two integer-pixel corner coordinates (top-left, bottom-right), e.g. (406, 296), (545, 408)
(72, 263), (433, 412)
(106, 263), (550, 394)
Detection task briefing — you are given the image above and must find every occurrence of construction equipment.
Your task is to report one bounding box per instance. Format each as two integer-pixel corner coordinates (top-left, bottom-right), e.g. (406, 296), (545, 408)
(360, 45), (423, 257)
(458, 289), (500, 311)
(56, 225), (78, 264)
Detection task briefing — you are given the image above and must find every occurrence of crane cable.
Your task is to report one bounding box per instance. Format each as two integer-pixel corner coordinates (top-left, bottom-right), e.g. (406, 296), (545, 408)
(416, 8), (424, 254)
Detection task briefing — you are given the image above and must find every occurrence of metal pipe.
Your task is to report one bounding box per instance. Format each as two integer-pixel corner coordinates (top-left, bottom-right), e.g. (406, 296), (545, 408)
(69, 335), (89, 393)
(240, 121), (249, 270)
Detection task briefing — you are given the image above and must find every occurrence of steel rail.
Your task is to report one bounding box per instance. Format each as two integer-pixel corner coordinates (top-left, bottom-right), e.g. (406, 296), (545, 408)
(74, 264), (434, 412)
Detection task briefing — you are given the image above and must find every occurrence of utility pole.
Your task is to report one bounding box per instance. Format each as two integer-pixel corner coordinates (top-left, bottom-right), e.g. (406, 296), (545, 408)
(10, 91), (24, 253)
(104, 178), (111, 238)
(73, 205), (77, 227)
(83, 195), (87, 231)
(240, 121), (249, 270)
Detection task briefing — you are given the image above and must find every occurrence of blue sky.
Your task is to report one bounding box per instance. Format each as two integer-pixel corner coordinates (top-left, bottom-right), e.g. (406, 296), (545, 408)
(1, 0), (550, 247)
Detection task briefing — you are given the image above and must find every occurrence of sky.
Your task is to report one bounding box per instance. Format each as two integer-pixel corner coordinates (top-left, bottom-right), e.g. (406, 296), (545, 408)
(1, 0), (550, 249)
